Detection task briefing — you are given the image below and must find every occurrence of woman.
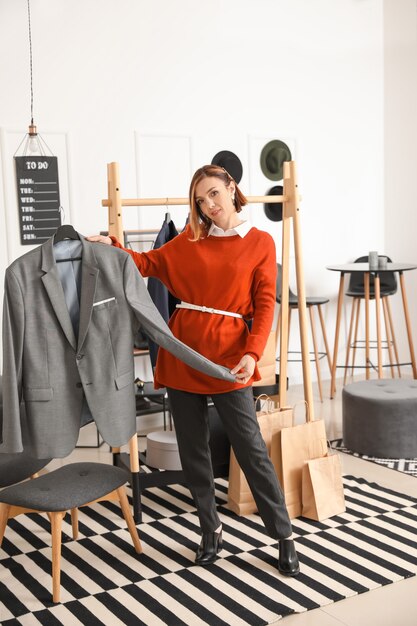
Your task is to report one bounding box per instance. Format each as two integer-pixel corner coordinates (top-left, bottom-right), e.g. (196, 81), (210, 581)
(87, 164), (299, 576)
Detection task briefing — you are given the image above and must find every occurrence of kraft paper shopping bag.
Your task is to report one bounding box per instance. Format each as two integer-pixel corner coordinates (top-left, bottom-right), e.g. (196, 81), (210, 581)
(227, 396), (293, 515)
(301, 453), (345, 521)
(271, 402), (328, 519)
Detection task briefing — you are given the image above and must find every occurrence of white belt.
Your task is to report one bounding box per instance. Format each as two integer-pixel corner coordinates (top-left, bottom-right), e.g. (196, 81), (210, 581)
(176, 301), (243, 319)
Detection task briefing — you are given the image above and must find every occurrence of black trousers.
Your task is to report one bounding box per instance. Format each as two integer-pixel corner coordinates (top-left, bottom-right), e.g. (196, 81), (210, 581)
(167, 386), (292, 540)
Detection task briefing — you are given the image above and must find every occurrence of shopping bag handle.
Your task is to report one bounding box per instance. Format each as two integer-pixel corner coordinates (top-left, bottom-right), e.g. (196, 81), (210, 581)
(254, 394), (276, 412)
(255, 395), (312, 423)
(292, 399), (311, 424)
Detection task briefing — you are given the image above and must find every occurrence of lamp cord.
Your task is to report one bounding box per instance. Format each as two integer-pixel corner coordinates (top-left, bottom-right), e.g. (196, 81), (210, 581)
(13, 0), (54, 156)
(27, 0), (34, 125)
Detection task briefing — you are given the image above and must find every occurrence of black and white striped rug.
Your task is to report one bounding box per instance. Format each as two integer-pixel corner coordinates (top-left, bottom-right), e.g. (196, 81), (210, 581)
(330, 439), (417, 477)
(2, 474), (417, 625)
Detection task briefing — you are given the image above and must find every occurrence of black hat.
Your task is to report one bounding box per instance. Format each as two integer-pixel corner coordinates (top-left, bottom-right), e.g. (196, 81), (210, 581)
(260, 139), (292, 181)
(211, 150), (243, 183)
(264, 185), (283, 222)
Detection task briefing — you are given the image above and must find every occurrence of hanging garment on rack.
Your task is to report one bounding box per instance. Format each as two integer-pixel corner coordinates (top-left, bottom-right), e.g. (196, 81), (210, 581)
(1, 232), (235, 458)
(147, 218), (180, 367)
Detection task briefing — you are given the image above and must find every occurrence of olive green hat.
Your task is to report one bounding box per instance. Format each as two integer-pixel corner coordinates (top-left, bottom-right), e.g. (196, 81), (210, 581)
(260, 139), (292, 181)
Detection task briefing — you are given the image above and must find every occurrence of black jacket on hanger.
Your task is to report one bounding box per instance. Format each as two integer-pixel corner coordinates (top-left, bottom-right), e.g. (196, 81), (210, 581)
(147, 218), (180, 367)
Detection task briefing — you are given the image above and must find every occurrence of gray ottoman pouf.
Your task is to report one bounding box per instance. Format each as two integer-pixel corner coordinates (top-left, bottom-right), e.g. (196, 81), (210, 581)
(343, 379), (417, 458)
(146, 430), (182, 470)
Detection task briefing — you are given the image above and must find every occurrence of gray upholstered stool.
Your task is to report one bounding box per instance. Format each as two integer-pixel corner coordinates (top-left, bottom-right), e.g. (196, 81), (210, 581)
(343, 379), (417, 458)
(0, 462), (142, 603)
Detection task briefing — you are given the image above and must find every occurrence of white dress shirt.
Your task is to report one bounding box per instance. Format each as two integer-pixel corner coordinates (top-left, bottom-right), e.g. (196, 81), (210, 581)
(208, 220), (252, 238)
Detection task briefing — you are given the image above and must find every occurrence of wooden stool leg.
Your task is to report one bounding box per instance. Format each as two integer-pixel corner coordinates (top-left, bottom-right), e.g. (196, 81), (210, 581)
(386, 297), (401, 377)
(276, 305), (282, 350)
(71, 508), (79, 540)
(309, 306), (323, 402)
(0, 504), (11, 546)
(330, 274), (345, 398)
(399, 272), (417, 378)
(288, 307), (292, 346)
(351, 298), (361, 378)
(317, 304), (332, 373)
(343, 298), (356, 386)
(382, 297), (395, 377)
(279, 305), (292, 369)
(364, 274), (371, 379)
(117, 486), (142, 553)
(51, 511), (65, 603)
(129, 436), (143, 524)
(374, 275), (383, 378)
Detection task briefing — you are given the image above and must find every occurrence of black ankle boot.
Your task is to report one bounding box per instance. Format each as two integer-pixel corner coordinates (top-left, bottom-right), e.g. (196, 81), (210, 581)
(195, 529), (223, 566)
(278, 539), (300, 577)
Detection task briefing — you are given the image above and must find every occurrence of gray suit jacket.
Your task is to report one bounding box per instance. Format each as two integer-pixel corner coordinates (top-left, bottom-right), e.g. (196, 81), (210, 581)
(1, 234), (235, 458)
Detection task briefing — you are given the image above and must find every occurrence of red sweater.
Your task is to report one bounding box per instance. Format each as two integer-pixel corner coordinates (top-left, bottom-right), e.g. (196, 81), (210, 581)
(113, 225), (276, 393)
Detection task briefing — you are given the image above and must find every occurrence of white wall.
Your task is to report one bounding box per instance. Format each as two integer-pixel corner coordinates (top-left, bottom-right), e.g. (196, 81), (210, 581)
(384, 0), (417, 368)
(0, 0), (398, 385)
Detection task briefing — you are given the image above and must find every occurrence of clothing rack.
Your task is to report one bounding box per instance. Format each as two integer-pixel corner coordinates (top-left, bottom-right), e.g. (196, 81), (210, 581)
(102, 160), (314, 420)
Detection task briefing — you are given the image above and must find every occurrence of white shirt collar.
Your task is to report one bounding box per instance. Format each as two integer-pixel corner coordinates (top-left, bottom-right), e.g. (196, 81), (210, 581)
(208, 220), (252, 238)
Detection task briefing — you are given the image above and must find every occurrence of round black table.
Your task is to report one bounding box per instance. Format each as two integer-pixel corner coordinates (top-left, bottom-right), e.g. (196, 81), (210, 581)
(326, 263), (417, 397)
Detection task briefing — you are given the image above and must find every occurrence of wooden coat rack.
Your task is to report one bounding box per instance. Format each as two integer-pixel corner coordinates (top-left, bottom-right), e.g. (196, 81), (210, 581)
(103, 160), (315, 520)
(103, 160), (314, 417)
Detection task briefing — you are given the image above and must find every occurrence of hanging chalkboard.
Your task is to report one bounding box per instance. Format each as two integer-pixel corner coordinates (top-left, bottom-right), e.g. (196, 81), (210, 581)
(14, 156), (62, 245)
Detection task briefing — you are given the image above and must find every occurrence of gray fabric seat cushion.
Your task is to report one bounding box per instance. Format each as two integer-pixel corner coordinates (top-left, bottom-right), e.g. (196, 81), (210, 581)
(343, 379), (417, 457)
(0, 462), (128, 511)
